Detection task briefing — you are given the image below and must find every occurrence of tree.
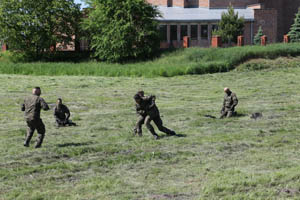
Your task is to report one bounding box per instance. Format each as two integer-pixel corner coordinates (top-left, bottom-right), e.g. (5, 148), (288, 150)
(82, 0), (160, 62)
(254, 26), (264, 45)
(288, 8), (300, 42)
(0, 0), (81, 60)
(215, 5), (244, 45)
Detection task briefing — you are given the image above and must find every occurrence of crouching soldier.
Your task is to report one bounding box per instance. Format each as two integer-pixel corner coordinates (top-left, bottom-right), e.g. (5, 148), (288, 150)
(54, 98), (76, 127)
(220, 87), (238, 118)
(133, 93), (176, 139)
(21, 87), (49, 148)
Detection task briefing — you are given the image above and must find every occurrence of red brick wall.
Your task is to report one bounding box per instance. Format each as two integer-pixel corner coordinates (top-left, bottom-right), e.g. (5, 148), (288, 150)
(173, 0), (185, 7)
(254, 9), (277, 43)
(243, 22), (252, 45)
(199, 0), (209, 7)
(209, 0), (258, 8)
(146, 0), (169, 6)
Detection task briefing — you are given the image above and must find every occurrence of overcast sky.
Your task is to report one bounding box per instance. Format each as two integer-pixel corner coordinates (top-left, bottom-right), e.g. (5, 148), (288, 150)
(74, 0), (88, 8)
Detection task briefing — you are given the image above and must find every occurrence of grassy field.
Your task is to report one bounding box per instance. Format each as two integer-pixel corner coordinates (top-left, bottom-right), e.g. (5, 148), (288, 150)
(1, 43), (300, 77)
(1, 57), (300, 199)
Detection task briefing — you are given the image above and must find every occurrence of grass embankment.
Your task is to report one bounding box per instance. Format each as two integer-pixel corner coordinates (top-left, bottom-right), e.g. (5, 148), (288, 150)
(1, 43), (300, 77)
(1, 58), (300, 199)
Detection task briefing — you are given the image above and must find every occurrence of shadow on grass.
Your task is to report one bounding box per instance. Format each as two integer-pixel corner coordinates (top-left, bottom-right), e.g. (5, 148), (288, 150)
(159, 134), (187, 139)
(57, 142), (93, 148)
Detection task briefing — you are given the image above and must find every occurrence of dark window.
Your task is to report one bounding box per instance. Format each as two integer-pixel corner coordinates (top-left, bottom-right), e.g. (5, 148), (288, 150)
(201, 25), (208, 39)
(180, 25), (188, 40)
(159, 25), (167, 41)
(212, 24), (218, 31)
(191, 25), (198, 40)
(170, 25), (177, 41)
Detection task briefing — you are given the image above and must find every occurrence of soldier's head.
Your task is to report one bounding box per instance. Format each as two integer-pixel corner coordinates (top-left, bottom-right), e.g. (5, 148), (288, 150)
(32, 87), (41, 96)
(134, 93), (142, 104)
(57, 98), (62, 105)
(224, 87), (231, 94)
(137, 90), (144, 97)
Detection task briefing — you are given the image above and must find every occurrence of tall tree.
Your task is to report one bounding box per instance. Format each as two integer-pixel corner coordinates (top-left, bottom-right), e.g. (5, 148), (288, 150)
(0, 0), (81, 59)
(82, 0), (160, 63)
(288, 8), (300, 42)
(215, 5), (244, 45)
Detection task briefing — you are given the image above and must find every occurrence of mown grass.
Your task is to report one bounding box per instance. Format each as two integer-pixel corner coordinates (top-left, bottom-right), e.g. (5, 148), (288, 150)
(1, 43), (300, 77)
(1, 57), (300, 199)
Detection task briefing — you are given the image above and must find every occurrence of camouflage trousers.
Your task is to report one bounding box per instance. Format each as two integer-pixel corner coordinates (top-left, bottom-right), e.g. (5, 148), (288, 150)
(24, 119), (45, 148)
(144, 115), (174, 136)
(134, 115), (145, 136)
(220, 107), (236, 118)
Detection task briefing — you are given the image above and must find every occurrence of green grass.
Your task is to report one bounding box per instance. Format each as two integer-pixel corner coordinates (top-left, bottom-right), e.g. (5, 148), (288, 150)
(1, 43), (300, 77)
(1, 57), (300, 199)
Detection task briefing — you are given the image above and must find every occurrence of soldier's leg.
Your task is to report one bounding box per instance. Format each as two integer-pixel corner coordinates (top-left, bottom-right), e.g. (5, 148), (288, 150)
(220, 110), (228, 119)
(227, 110), (233, 118)
(24, 121), (35, 147)
(35, 119), (46, 148)
(145, 115), (159, 139)
(153, 116), (175, 135)
(135, 116), (144, 136)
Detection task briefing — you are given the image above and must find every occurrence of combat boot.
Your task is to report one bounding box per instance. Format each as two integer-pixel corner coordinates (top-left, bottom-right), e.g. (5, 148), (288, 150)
(35, 135), (44, 148)
(23, 141), (30, 147)
(153, 134), (159, 140)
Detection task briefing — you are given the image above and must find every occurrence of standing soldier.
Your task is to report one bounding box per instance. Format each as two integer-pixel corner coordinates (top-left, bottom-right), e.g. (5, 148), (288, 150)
(220, 87), (238, 118)
(54, 98), (76, 127)
(134, 91), (146, 136)
(133, 93), (176, 139)
(21, 87), (49, 148)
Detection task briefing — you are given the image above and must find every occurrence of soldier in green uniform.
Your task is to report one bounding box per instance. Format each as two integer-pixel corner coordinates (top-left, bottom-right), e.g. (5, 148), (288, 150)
(134, 93), (176, 139)
(54, 98), (76, 127)
(134, 91), (146, 136)
(220, 87), (238, 118)
(21, 87), (49, 148)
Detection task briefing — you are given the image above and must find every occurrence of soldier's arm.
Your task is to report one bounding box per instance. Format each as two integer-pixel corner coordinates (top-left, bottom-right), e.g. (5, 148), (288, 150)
(40, 98), (50, 111)
(136, 104), (145, 115)
(231, 94), (238, 108)
(65, 106), (70, 120)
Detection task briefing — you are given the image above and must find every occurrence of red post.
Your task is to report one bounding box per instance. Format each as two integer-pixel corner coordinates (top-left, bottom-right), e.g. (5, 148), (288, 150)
(2, 44), (8, 51)
(211, 36), (222, 48)
(237, 36), (244, 46)
(261, 35), (267, 46)
(183, 36), (190, 48)
(283, 35), (290, 43)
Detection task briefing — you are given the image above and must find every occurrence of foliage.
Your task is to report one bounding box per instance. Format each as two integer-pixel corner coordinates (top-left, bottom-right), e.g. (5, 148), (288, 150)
(215, 5), (244, 44)
(1, 43), (300, 77)
(288, 8), (300, 42)
(82, 0), (160, 62)
(0, 0), (81, 60)
(254, 26), (264, 45)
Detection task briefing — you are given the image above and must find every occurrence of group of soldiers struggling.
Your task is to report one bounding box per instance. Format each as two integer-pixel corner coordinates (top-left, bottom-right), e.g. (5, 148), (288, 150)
(21, 86), (238, 147)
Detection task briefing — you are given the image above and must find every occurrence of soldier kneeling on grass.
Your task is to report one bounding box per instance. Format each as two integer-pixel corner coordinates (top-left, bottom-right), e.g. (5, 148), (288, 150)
(54, 98), (76, 127)
(220, 87), (238, 118)
(133, 93), (176, 139)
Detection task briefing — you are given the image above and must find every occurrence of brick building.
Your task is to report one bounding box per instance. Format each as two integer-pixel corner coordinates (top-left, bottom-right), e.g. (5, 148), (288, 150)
(147, 0), (300, 48)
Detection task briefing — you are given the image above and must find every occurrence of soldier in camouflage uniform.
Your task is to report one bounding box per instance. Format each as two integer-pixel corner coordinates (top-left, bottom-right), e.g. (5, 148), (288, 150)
(21, 87), (49, 148)
(54, 98), (76, 127)
(220, 87), (238, 118)
(134, 91), (146, 136)
(134, 93), (176, 139)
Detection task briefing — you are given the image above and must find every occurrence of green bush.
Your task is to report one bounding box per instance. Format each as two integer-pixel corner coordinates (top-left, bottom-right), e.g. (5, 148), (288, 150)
(1, 43), (300, 77)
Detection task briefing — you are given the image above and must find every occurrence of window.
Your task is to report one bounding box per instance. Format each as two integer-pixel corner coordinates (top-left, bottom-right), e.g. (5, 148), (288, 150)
(180, 25), (188, 40)
(159, 25), (167, 41)
(201, 25), (208, 39)
(191, 25), (198, 40)
(212, 24), (218, 32)
(170, 25), (177, 41)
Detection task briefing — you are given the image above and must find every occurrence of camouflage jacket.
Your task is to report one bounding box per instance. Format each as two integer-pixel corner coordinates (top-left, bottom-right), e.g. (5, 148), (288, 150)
(54, 104), (70, 121)
(21, 95), (49, 121)
(223, 92), (238, 110)
(136, 95), (159, 118)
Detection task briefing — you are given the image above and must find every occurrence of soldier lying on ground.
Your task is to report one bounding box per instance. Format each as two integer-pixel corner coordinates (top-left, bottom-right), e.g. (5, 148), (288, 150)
(220, 87), (238, 118)
(54, 98), (76, 127)
(21, 87), (49, 148)
(134, 93), (176, 139)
